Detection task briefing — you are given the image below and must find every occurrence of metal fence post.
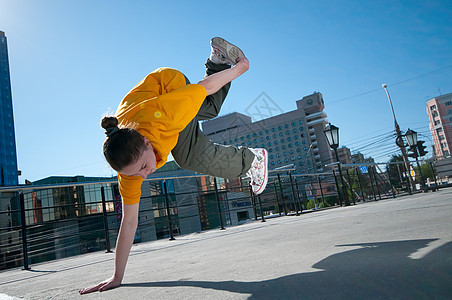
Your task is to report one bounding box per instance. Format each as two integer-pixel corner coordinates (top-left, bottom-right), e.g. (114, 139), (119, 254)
(332, 170), (343, 206)
(100, 186), (112, 253)
(213, 177), (225, 230)
(277, 173), (287, 215)
(288, 173), (300, 216)
(372, 167), (382, 200)
(386, 164), (397, 198)
(294, 177), (304, 212)
(19, 192), (30, 270)
(257, 194), (266, 222)
(368, 167), (377, 201)
(355, 167), (365, 202)
(430, 162), (439, 191)
(249, 184), (258, 221)
(163, 180), (175, 241)
(317, 176), (326, 208)
(346, 168), (356, 205)
(273, 181), (281, 216)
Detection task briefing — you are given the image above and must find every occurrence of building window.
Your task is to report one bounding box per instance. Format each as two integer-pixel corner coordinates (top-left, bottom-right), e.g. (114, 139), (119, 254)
(267, 142), (272, 146)
(287, 137), (292, 141)
(274, 141), (278, 145)
(447, 109), (452, 115)
(279, 132), (284, 137)
(276, 153), (281, 157)
(298, 120), (303, 125)
(435, 120), (441, 126)
(278, 126), (282, 130)
(272, 134), (277, 138)
(270, 155), (274, 159)
(266, 136), (270, 140)
(271, 162), (275, 166)
(280, 139), (285, 143)
(299, 127), (304, 131)
(445, 101), (452, 106)
(430, 105), (437, 110)
(277, 160), (282, 164)
(284, 124), (289, 128)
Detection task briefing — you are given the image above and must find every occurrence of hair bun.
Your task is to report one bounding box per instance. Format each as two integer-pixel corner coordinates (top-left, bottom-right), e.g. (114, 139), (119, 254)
(101, 116), (120, 137)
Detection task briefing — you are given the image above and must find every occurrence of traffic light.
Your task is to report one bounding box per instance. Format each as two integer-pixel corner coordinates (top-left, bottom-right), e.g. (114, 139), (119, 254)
(407, 145), (418, 158)
(417, 140), (428, 157)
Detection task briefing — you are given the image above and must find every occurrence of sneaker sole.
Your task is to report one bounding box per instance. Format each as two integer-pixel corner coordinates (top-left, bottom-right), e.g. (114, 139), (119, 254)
(254, 149), (268, 195)
(211, 37), (245, 64)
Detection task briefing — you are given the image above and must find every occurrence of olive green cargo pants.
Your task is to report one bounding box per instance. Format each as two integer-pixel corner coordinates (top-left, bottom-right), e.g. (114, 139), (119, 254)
(171, 59), (254, 179)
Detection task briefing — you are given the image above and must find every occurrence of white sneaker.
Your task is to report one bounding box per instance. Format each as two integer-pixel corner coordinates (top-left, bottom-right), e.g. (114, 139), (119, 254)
(210, 37), (245, 65)
(246, 148), (268, 195)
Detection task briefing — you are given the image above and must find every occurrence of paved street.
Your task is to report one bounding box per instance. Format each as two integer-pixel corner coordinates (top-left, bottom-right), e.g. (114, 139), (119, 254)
(1, 190), (451, 299)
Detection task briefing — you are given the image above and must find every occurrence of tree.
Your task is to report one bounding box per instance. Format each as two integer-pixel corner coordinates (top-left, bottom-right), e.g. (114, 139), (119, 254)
(387, 154), (406, 189)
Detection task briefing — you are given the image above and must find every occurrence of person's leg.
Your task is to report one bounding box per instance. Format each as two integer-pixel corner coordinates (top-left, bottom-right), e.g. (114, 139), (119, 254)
(171, 115), (254, 179)
(196, 59), (231, 121)
(172, 37), (267, 193)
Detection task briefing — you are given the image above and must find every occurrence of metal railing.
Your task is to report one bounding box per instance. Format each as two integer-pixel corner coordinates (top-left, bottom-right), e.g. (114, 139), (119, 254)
(0, 160), (439, 271)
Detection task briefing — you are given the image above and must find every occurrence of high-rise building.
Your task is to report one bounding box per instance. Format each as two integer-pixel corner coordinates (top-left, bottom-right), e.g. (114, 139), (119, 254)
(426, 93), (452, 158)
(202, 92), (334, 174)
(0, 31), (18, 186)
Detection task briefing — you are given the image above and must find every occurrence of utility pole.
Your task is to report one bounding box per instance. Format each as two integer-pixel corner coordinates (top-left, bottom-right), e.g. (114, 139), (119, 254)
(382, 84), (415, 191)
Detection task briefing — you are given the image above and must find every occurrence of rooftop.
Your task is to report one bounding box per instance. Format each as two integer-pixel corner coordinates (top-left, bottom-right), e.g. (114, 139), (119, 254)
(1, 190), (451, 299)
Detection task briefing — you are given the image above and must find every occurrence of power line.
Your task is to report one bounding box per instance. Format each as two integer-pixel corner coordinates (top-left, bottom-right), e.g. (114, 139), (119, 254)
(328, 65), (452, 105)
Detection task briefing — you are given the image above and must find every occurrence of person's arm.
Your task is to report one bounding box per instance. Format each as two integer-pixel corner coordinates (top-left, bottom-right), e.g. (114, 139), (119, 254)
(197, 57), (249, 96)
(79, 203), (139, 294)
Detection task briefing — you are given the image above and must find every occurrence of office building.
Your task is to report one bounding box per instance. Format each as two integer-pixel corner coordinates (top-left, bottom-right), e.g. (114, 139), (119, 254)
(202, 92), (334, 174)
(0, 31), (18, 186)
(337, 146), (352, 164)
(426, 93), (452, 157)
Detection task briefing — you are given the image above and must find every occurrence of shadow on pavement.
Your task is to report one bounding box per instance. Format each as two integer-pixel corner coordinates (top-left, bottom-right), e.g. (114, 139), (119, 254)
(122, 239), (452, 299)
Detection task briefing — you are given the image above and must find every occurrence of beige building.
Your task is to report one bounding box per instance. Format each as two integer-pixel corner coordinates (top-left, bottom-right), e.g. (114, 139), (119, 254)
(426, 93), (452, 157)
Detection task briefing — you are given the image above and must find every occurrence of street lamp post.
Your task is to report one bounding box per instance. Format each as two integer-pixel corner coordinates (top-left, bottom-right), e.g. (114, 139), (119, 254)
(382, 84), (415, 192)
(405, 129), (427, 191)
(324, 123), (350, 206)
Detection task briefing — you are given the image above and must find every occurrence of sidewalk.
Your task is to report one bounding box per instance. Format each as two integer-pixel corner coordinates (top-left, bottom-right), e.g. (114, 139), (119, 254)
(1, 190), (451, 299)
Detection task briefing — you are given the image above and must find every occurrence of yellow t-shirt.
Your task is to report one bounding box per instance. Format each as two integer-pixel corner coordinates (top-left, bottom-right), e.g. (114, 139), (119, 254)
(115, 68), (207, 205)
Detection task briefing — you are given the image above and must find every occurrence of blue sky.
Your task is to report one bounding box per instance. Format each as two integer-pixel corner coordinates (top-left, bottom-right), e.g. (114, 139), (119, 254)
(1, 0), (451, 183)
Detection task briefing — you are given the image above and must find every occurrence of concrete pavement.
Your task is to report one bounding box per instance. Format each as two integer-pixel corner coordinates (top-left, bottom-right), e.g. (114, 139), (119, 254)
(1, 190), (451, 299)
